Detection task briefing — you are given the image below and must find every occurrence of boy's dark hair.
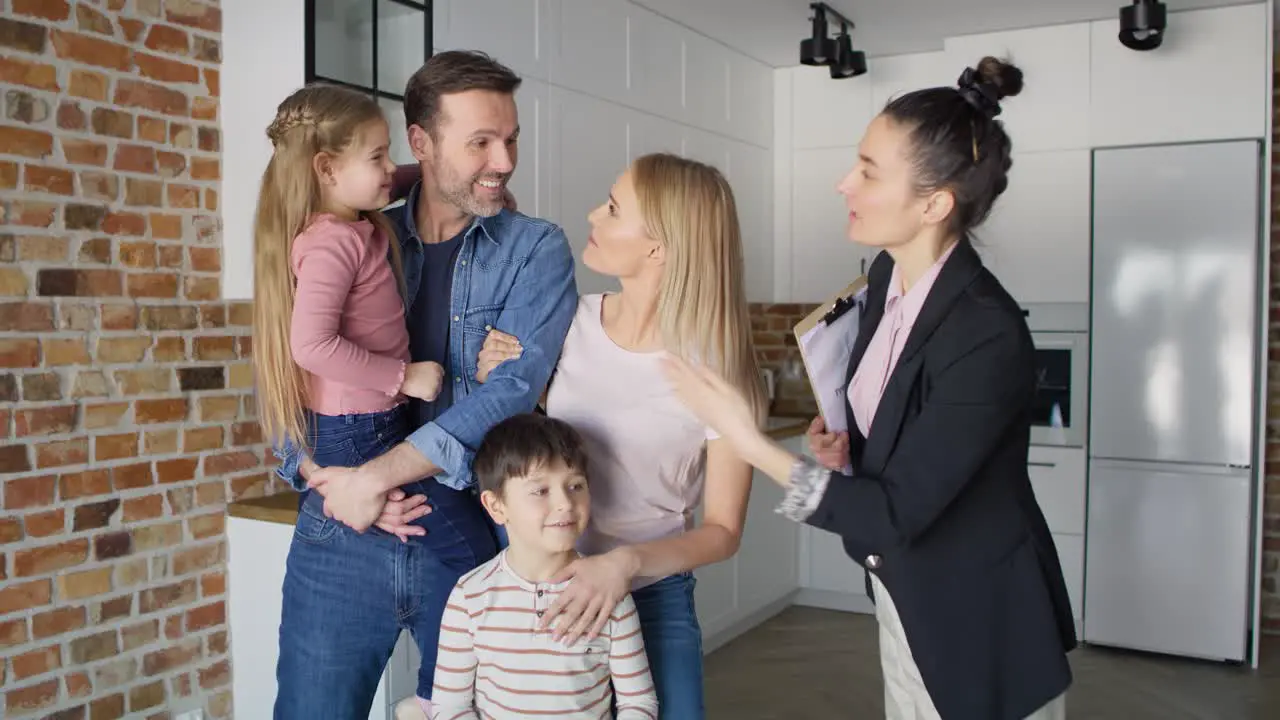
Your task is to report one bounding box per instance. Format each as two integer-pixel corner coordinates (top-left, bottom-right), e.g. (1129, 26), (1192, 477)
(473, 414), (588, 495)
(403, 50), (522, 139)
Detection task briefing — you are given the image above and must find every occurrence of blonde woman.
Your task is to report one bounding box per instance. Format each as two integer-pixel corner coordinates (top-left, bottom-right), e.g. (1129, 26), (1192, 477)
(454, 152), (765, 717)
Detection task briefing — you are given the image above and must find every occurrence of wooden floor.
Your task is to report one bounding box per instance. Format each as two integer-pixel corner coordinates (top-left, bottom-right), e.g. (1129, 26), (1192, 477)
(704, 606), (1280, 719)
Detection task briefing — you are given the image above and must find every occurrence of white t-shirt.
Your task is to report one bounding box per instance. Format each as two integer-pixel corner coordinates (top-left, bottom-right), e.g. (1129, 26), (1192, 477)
(545, 294), (717, 584)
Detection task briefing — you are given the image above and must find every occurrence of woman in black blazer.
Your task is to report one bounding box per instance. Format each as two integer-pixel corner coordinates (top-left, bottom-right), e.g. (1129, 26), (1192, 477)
(665, 57), (1076, 720)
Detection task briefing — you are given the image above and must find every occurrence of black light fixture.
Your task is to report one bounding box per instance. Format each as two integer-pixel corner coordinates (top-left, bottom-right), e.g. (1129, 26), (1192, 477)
(1119, 0), (1167, 51)
(799, 5), (835, 66)
(830, 26), (867, 78)
(799, 3), (866, 78)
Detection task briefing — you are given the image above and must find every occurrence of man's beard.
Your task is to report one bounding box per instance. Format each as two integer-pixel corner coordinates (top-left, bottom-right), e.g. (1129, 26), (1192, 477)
(431, 153), (509, 218)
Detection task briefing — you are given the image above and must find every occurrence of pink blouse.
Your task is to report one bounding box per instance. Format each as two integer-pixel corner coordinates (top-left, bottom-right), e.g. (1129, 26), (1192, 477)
(847, 243), (956, 437)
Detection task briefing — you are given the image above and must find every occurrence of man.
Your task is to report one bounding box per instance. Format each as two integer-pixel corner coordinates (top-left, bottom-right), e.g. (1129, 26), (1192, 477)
(271, 51), (578, 719)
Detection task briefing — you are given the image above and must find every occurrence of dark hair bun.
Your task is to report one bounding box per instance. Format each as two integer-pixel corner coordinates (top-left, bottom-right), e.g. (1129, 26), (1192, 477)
(975, 56), (1024, 100)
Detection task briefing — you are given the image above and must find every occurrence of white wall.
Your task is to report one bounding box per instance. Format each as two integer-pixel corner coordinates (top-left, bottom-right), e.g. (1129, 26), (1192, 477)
(775, 2), (1271, 305)
(221, 0), (776, 300)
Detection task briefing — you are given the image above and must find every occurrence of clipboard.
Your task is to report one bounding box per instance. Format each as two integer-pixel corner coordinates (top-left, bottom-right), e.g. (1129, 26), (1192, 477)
(793, 276), (867, 440)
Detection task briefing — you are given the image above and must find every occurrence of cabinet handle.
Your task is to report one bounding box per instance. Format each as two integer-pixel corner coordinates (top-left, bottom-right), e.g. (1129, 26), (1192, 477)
(1028, 461), (1057, 468)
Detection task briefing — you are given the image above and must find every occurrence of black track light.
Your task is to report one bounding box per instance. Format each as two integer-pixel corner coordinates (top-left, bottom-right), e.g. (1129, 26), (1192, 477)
(1119, 0), (1167, 51)
(798, 3), (867, 78)
(829, 30), (867, 78)
(799, 9), (835, 66)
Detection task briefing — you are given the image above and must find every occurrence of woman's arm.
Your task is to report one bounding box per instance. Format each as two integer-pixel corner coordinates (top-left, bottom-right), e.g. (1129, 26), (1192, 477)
(613, 439), (750, 580)
(666, 321), (1032, 551)
(539, 440), (751, 647)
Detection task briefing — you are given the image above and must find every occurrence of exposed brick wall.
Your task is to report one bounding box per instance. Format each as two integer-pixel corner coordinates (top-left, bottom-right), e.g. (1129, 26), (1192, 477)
(749, 302), (819, 419)
(1263, 58), (1280, 637)
(0, 0), (276, 717)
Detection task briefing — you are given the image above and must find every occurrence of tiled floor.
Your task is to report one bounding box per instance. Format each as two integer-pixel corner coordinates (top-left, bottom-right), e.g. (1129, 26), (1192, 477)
(704, 606), (1280, 719)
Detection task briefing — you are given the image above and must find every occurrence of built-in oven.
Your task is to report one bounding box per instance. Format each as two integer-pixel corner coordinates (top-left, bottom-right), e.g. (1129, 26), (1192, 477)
(1022, 303), (1089, 448)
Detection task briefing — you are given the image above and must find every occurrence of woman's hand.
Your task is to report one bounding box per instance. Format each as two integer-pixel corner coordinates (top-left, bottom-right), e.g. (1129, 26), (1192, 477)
(661, 356), (759, 445)
(807, 416), (849, 471)
(475, 329), (522, 383)
(540, 550), (637, 646)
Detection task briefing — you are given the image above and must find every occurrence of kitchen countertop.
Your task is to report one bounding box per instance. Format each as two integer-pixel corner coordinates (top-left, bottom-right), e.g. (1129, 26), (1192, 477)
(227, 415), (812, 525)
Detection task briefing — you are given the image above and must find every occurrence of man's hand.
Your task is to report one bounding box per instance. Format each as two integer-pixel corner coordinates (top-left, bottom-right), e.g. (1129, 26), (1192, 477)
(307, 465), (386, 533)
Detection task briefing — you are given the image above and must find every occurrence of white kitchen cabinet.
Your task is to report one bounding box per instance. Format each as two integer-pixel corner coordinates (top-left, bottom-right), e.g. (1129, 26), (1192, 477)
(728, 51), (774, 148)
(870, 50), (951, 111)
(726, 141), (774, 303)
(1026, 445), (1087, 536)
(628, 110), (685, 161)
(1051, 532), (1085, 631)
(441, 0), (552, 82)
(944, 23), (1091, 152)
(551, 87), (629, 294)
(790, 66), (875, 150)
(682, 126), (732, 173)
(694, 428), (803, 652)
(735, 446), (801, 613)
(627, 5), (686, 122)
(1089, 4), (1268, 148)
(975, 149), (1091, 304)
(1026, 445), (1087, 631)
(550, 0), (630, 105)
(789, 147), (876, 304)
(683, 29), (731, 135)
(508, 76), (554, 221)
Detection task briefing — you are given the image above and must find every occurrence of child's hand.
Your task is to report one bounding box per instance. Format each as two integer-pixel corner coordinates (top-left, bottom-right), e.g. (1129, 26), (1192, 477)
(401, 361), (444, 401)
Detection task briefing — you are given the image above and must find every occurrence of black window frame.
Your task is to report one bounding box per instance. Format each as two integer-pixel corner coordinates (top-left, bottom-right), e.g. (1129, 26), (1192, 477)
(303, 0), (434, 103)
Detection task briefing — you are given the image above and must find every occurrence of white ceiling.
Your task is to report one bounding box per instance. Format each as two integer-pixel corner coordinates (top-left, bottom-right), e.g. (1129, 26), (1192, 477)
(631, 0), (1263, 67)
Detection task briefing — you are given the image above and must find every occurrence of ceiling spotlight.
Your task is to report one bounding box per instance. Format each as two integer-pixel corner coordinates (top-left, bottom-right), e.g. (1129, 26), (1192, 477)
(799, 6), (835, 66)
(830, 29), (867, 78)
(1119, 0), (1166, 51)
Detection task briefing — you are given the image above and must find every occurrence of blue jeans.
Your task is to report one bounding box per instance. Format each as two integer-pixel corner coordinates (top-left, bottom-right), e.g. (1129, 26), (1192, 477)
(633, 573), (705, 719)
(274, 407), (498, 718)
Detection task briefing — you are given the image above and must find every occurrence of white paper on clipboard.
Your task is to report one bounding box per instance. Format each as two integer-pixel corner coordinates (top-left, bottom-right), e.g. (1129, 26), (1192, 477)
(792, 278), (867, 433)
(797, 306), (862, 433)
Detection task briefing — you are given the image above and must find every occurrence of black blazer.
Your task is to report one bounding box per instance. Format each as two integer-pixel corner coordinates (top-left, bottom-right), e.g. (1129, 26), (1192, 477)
(807, 239), (1077, 719)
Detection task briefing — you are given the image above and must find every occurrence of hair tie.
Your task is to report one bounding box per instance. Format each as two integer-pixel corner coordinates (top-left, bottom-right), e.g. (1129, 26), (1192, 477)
(956, 67), (1002, 119)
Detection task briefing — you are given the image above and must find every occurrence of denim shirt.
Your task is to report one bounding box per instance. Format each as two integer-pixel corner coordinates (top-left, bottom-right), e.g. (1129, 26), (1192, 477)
(274, 184), (578, 491)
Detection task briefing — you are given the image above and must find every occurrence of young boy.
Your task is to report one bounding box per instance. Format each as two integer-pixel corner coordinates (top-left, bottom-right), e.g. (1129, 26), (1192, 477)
(429, 414), (659, 720)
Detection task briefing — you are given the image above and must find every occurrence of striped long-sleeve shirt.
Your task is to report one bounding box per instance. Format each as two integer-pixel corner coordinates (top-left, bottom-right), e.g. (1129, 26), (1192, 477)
(430, 551), (658, 720)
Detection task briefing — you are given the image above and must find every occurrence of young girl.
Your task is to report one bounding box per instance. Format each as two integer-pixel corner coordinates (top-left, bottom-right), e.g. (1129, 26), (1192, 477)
(252, 84), (454, 718)
(253, 83), (440, 495)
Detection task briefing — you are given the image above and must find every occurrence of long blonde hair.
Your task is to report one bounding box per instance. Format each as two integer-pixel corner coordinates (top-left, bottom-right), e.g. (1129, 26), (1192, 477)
(631, 152), (768, 424)
(252, 84), (404, 451)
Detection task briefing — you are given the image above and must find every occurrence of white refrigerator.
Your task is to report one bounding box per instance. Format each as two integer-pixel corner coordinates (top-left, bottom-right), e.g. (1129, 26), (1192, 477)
(1085, 140), (1262, 663)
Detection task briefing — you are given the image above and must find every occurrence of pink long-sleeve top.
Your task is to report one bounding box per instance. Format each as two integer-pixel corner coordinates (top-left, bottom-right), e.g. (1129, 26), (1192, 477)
(290, 213), (410, 416)
(847, 242), (956, 436)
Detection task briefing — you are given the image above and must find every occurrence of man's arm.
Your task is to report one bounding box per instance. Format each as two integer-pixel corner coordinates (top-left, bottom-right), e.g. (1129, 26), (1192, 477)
(362, 223), (577, 492)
